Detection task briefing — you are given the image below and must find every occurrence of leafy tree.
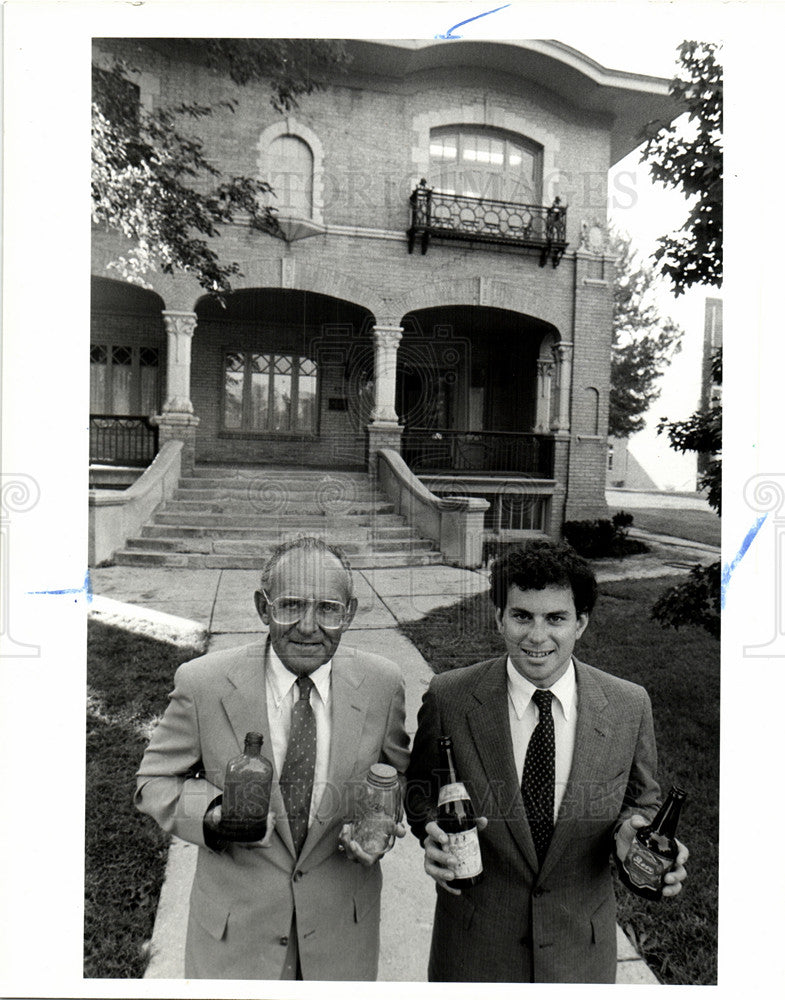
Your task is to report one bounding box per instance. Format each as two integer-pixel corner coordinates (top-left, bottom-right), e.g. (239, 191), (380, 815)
(652, 348), (721, 638)
(644, 40), (723, 638)
(640, 40), (723, 295)
(657, 348), (722, 514)
(92, 40), (348, 294)
(609, 229), (682, 437)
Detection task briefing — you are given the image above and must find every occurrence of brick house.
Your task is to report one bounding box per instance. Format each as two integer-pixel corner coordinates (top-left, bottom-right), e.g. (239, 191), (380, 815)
(90, 38), (677, 566)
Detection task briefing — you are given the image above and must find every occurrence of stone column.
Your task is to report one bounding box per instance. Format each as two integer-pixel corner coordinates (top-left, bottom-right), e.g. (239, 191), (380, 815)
(152, 310), (200, 473)
(370, 325), (403, 423)
(535, 359), (555, 433)
(366, 324), (403, 472)
(161, 311), (197, 414)
(551, 342), (573, 435)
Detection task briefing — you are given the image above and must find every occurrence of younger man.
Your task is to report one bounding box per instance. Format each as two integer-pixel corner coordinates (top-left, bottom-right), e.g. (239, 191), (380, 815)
(405, 540), (688, 983)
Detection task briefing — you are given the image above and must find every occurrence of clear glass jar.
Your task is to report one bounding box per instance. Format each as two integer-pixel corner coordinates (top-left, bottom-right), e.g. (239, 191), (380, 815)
(352, 763), (402, 858)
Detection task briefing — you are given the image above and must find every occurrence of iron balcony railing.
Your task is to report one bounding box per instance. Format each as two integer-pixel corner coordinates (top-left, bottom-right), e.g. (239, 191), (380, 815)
(407, 180), (568, 267)
(402, 429), (555, 478)
(90, 415), (159, 467)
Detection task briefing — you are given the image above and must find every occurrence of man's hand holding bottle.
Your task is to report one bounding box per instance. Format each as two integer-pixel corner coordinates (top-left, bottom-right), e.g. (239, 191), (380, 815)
(424, 816), (488, 895)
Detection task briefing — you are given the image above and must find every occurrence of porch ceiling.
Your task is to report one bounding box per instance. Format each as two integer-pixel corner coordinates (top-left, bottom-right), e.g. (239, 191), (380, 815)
(195, 288), (374, 325)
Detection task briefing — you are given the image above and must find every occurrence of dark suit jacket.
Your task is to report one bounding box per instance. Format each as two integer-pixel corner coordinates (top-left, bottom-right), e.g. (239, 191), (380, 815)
(136, 639), (409, 980)
(405, 655), (660, 983)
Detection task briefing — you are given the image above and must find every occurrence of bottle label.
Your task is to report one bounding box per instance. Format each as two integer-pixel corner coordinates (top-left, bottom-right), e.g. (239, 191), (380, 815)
(438, 782), (468, 806)
(445, 828), (483, 879)
(623, 842), (672, 891)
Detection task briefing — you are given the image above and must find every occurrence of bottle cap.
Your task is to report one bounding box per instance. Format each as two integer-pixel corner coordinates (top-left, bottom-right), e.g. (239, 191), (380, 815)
(367, 763), (398, 787)
(244, 731), (264, 749)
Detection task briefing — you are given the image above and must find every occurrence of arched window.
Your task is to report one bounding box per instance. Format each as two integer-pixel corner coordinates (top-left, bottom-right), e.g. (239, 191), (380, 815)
(583, 387), (600, 435)
(267, 135), (314, 217)
(429, 127), (543, 203)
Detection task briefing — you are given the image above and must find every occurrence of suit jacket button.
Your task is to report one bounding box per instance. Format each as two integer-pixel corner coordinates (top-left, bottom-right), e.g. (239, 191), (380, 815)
(293, 870), (303, 882)
(279, 935), (289, 946)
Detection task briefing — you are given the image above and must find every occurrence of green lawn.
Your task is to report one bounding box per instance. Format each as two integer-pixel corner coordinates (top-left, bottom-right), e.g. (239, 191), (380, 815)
(613, 506), (720, 548)
(85, 620), (204, 978)
(399, 576), (719, 986)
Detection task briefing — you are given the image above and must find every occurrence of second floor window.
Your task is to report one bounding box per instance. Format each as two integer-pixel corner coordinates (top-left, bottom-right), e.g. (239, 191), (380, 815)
(268, 135), (314, 217)
(224, 351), (317, 433)
(429, 127), (542, 204)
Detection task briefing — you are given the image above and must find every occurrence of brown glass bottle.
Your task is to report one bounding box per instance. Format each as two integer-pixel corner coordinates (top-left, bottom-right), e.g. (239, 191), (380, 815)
(220, 732), (274, 841)
(617, 786), (687, 901)
(436, 735), (483, 888)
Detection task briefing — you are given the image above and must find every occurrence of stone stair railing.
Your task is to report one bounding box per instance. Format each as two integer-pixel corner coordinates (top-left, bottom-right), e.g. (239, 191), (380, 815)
(89, 440), (183, 566)
(376, 448), (489, 568)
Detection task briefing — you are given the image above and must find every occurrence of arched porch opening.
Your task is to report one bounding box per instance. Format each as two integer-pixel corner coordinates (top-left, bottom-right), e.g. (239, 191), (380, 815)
(397, 304), (560, 477)
(90, 276), (167, 466)
(193, 288), (375, 469)
(395, 304), (566, 538)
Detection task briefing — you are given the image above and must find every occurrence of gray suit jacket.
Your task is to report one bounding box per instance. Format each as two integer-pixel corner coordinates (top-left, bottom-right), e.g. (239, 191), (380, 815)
(136, 638), (410, 980)
(405, 656), (660, 983)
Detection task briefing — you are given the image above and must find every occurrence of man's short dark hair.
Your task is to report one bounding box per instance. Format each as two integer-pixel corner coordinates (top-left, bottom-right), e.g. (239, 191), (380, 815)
(490, 540), (597, 617)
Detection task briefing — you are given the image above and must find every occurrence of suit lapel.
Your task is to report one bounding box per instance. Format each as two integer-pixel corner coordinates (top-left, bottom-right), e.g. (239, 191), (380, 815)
(467, 657), (540, 874)
(222, 639), (295, 858)
(299, 647), (370, 864)
(538, 659), (610, 881)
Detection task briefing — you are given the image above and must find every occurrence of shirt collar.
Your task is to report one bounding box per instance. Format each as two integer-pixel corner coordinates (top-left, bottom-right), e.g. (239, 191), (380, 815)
(506, 657), (577, 722)
(266, 640), (332, 708)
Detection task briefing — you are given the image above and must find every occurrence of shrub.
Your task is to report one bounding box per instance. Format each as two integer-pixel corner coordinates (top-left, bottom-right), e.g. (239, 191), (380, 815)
(612, 510), (635, 531)
(651, 560), (720, 638)
(563, 511), (649, 559)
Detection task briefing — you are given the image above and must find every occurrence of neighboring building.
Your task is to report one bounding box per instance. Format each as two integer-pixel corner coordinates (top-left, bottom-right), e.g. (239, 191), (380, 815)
(697, 296), (723, 481)
(90, 38), (678, 562)
(606, 435), (659, 491)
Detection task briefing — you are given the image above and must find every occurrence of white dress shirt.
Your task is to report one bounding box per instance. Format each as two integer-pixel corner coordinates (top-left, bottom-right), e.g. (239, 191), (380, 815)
(266, 644), (333, 828)
(507, 658), (578, 823)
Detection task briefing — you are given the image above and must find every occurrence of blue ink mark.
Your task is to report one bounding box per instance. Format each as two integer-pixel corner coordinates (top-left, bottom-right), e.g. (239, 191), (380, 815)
(721, 515), (767, 609)
(436, 3), (512, 39)
(29, 568), (93, 604)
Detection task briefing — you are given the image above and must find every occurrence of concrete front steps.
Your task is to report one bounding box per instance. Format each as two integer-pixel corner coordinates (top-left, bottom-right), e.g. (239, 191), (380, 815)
(113, 466), (444, 569)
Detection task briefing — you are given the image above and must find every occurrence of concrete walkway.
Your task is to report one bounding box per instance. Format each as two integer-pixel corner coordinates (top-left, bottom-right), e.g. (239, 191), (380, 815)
(90, 550), (708, 984)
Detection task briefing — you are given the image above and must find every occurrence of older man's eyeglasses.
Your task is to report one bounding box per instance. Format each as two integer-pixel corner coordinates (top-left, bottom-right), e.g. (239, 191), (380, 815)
(263, 592), (348, 629)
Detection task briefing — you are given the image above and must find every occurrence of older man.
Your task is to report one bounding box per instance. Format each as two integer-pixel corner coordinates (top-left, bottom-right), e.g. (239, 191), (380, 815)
(136, 536), (409, 980)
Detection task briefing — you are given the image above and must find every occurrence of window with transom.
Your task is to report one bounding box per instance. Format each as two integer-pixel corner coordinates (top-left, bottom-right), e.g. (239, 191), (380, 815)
(223, 351), (317, 433)
(429, 127), (543, 204)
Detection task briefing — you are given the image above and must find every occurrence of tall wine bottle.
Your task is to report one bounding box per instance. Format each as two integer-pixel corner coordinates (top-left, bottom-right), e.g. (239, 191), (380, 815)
(436, 735), (483, 888)
(617, 785), (687, 901)
(220, 732), (274, 841)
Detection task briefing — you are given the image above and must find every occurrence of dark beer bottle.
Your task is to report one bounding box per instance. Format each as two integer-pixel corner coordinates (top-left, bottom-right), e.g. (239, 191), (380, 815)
(617, 785), (687, 901)
(220, 732), (274, 841)
(436, 735), (483, 888)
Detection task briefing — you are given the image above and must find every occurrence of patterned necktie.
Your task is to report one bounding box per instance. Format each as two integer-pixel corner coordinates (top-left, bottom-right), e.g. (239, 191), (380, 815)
(522, 688), (555, 868)
(279, 674), (317, 855)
